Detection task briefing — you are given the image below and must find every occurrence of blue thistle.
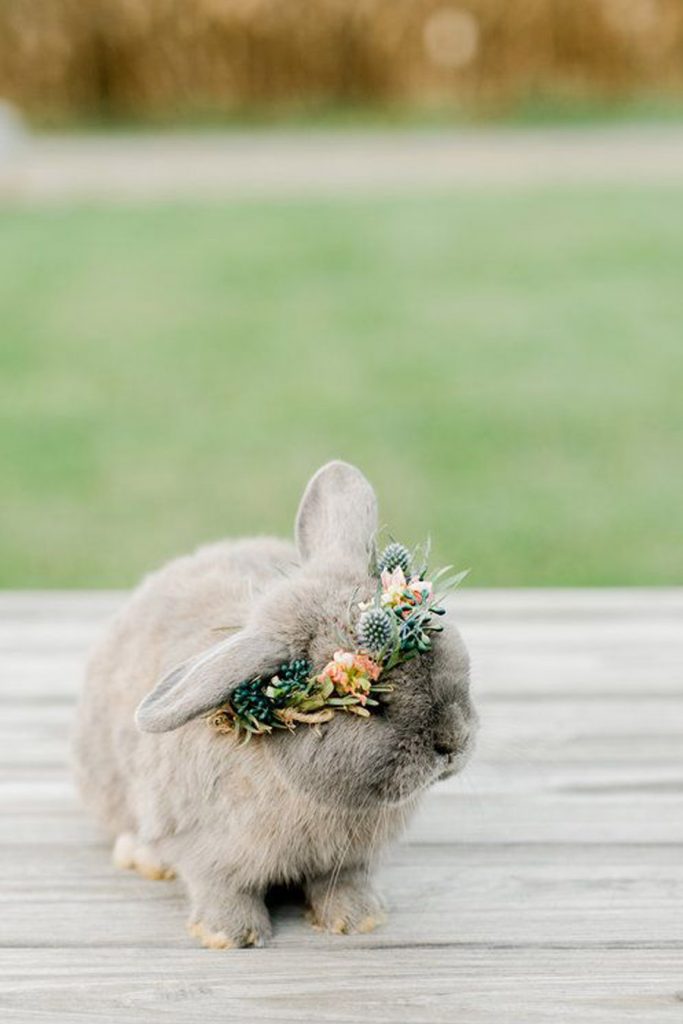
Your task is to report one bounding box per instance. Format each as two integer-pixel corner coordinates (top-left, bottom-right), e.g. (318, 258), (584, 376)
(357, 608), (393, 655)
(377, 542), (411, 576)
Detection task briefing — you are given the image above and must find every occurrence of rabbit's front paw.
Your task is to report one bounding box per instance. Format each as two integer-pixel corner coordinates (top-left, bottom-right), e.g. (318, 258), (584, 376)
(187, 891), (272, 950)
(112, 833), (175, 881)
(306, 870), (386, 935)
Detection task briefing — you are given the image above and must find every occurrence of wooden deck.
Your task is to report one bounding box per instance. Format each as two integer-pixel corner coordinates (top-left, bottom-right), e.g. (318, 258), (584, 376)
(1, 589), (681, 1023)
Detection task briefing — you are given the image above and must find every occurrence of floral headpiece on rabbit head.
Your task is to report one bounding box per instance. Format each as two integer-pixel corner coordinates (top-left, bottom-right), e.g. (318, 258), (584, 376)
(209, 537), (468, 739)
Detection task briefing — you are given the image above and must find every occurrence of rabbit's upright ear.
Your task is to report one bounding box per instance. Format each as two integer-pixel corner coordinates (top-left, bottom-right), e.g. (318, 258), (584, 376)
(295, 460), (378, 567)
(135, 632), (286, 733)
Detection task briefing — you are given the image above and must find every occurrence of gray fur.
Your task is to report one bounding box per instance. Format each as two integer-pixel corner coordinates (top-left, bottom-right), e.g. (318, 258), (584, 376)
(72, 460), (477, 947)
(135, 632), (288, 733)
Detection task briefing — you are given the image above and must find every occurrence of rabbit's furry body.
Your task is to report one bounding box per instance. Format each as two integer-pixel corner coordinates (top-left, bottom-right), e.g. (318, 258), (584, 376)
(73, 462), (476, 947)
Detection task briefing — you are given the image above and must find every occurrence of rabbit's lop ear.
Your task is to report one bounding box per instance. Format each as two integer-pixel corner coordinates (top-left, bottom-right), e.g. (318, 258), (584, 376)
(135, 632), (286, 733)
(296, 460), (378, 567)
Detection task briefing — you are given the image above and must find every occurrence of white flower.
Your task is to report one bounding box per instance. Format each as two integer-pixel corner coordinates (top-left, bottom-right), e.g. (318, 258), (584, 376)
(380, 566), (408, 608)
(334, 651), (356, 668)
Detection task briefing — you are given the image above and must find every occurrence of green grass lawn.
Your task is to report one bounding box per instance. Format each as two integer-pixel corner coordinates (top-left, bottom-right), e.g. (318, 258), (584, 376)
(1, 187), (680, 587)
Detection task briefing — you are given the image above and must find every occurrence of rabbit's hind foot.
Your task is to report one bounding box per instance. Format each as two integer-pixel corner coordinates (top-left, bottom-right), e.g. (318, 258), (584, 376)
(112, 832), (176, 881)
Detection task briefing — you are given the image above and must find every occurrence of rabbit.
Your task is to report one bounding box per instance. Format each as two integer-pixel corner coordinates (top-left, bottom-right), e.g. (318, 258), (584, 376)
(73, 460), (476, 949)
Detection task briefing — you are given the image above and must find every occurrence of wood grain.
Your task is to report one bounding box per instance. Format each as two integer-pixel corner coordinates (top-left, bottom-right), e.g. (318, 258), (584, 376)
(0, 842), (681, 947)
(0, 589), (681, 1023)
(2, 947), (682, 1024)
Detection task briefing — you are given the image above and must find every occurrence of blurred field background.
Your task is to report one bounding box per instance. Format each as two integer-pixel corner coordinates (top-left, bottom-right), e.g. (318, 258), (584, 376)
(2, 0), (683, 123)
(1, 188), (681, 587)
(0, 1), (681, 588)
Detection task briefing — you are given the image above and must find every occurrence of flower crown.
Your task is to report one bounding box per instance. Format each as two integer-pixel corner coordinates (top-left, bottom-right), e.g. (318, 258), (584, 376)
(208, 539), (468, 739)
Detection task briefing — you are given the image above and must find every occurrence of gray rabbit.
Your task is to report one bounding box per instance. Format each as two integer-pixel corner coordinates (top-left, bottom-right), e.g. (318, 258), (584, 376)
(73, 461), (476, 948)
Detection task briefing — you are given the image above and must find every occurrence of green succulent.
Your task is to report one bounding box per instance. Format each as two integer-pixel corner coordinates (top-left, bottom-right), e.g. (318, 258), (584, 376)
(230, 678), (278, 728)
(265, 659), (313, 706)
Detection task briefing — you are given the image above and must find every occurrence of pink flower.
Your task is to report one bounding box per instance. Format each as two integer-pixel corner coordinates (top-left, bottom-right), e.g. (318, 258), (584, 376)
(318, 654), (350, 688)
(354, 652), (382, 682)
(380, 566), (406, 589)
(408, 576), (432, 604)
(380, 565), (432, 614)
(318, 649), (382, 696)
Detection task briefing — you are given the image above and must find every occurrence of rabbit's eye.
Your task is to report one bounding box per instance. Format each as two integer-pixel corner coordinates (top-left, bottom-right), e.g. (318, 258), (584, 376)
(373, 689), (393, 712)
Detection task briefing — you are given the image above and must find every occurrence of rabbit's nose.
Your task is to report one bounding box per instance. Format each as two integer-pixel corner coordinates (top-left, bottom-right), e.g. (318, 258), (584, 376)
(433, 706), (471, 757)
(432, 722), (461, 757)
(434, 725), (472, 759)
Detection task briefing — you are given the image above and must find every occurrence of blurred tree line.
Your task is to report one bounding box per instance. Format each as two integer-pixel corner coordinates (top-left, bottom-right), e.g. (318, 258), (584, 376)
(2, 0), (683, 122)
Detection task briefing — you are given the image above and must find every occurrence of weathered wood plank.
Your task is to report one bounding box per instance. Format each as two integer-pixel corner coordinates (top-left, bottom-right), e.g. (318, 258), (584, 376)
(3, 593), (681, 639)
(0, 947), (681, 1024)
(411, 790), (683, 843)
(0, 589), (680, 1023)
(1, 691), (682, 843)
(3, 790), (683, 846)
(2, 587), (681, 618)
(3, 696), (683, 767)
(1, 590), (682, 705)
(5, 793), (683, 846)
(3, 643), (680, 701)
(1, 843), (681, 949)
